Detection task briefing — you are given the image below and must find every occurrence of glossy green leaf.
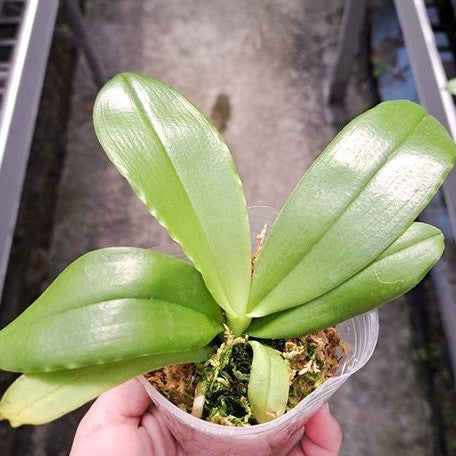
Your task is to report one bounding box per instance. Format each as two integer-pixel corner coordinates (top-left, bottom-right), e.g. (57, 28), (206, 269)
(247, 341), (289, 424)
(248, 101), (456, 317)
(0, 346), (212, 427)
(248, 222), (443, 339)
(93, 73), (251, 319)
(0, 248), (222, 372)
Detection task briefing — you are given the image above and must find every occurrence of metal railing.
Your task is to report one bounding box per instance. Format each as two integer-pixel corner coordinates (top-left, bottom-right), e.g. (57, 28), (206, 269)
(0, 0), (105, 300)
(0, 0), (59, 299)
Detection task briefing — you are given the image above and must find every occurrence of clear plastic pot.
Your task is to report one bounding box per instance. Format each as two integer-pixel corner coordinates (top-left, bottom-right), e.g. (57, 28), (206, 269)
(140, 206), (379, 455)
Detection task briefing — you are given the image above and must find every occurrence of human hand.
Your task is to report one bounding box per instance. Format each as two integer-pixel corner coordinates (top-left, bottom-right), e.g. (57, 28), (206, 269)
(70, 378), (182, 456)
(71, 379), (341, 456)
(287, 403), (342, 456)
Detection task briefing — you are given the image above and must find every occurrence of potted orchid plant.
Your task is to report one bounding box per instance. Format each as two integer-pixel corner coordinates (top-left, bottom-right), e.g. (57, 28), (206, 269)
(0, 73), (454, 453)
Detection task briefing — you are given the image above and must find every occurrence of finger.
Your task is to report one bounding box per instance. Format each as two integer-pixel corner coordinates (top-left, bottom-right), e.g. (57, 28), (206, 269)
(301, 404), (342, 455)
(78, 378), (152, 432)
(286, 446), (305, 456)
(302, 439), (336, 456)
(141, 410), (179, 455)
(96, 378), (151, 419)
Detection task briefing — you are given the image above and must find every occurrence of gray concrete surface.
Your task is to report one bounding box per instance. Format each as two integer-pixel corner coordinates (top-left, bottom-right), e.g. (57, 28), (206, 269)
(20, 0), (437, 454)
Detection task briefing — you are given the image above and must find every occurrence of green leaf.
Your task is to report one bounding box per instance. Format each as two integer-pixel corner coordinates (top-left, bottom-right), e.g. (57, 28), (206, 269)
(0, 248), (222, 373)
(248, 101), (456, 317)
(0, 346), (212, 427)
(248, 222), (443, 339)
(93, 73), (251, 319)
(445, 78), (456, 95)
(247, 341), (289, 424)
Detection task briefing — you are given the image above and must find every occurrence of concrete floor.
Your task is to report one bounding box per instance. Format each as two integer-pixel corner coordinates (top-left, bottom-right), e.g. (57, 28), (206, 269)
(3, 0), (442, 454)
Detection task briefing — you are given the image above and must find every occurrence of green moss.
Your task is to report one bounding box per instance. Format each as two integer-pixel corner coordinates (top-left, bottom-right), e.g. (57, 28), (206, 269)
(148, 327), (344, 426)
(197, 335), (254, 426)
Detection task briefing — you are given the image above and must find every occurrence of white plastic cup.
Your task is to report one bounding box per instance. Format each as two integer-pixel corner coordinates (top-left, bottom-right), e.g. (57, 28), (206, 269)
(140, 206), (380, 455)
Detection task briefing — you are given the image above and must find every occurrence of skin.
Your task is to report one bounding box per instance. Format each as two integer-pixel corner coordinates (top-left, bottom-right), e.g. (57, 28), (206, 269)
(70, 379), (342, 456)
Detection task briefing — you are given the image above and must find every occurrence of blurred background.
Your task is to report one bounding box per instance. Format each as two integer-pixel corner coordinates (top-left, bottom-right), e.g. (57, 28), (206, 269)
(0, 0), (455, 454)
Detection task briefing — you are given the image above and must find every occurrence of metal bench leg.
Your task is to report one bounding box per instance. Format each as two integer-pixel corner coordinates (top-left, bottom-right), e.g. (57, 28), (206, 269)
(324, 0), (367, 125)
(64, 0), (105, 88)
